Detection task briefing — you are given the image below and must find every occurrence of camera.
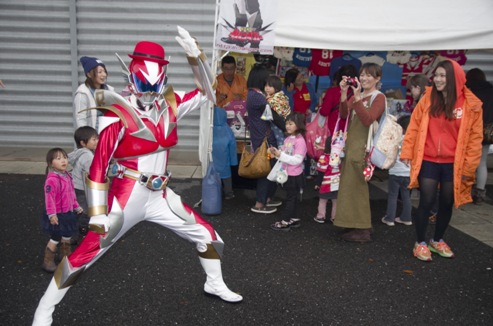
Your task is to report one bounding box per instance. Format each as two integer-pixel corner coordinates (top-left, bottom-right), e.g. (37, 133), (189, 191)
(346, 77), (357, 86)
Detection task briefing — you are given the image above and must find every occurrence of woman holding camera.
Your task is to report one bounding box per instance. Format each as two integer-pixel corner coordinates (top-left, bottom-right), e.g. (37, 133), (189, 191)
(333, 63), (386, 242)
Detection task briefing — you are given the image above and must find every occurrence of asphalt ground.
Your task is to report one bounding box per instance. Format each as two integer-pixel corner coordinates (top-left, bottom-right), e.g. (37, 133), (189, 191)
(1, 173), (492, 326)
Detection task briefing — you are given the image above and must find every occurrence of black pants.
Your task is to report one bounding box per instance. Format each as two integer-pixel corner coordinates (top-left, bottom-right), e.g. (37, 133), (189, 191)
(281, 173), (305, 222)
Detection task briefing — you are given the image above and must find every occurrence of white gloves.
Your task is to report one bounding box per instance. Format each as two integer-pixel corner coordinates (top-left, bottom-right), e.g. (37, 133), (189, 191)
(175, 25), (202, 58)
(89, 214), (110, 234)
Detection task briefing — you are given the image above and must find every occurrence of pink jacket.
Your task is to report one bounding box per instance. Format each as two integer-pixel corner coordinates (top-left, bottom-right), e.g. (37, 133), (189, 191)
(44, 171), (80, 216)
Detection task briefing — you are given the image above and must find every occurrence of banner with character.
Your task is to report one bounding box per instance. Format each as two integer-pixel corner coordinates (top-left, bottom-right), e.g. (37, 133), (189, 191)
(215, 0), (277, 55)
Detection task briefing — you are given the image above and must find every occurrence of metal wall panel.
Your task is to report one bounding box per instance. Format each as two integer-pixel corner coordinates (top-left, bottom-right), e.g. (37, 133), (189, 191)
(0, 0), (73, 147)
(0, 0), (216, 161)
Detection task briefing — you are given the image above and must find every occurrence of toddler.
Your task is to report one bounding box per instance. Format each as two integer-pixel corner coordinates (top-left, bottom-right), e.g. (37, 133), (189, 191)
(314, 136), (339, 223)
(41, 148), (83, 272)
(68, 126), (99, 237)
(381, 115), (413, 226)
(269, 113), (307, 231)
(265, 75), (291, 146)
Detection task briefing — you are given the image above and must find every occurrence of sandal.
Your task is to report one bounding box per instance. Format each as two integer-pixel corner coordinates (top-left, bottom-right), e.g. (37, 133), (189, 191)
(270, 220), (291, 231)
(313, 216), (326, 224)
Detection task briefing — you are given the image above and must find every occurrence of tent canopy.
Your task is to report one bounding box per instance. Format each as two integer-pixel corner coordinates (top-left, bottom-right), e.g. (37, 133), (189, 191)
(274, 0), (493, 51)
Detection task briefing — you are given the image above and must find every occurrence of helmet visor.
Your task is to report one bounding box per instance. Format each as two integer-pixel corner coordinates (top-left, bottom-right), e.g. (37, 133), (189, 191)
(132, 72), (164, 94)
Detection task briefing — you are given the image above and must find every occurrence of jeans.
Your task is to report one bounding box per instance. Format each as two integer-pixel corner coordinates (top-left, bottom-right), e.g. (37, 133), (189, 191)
(385, 175), (412, 222)
(255, 159), (278, 205)
(255, 176), (277, 205)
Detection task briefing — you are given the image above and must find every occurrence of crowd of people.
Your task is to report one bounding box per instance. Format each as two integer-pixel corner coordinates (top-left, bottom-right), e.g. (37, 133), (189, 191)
(30, 41), (491, 324)
(212, 55), (489, 258)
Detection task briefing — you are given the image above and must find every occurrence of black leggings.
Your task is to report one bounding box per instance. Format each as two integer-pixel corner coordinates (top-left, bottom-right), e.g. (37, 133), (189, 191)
(415, 177), (454, 243)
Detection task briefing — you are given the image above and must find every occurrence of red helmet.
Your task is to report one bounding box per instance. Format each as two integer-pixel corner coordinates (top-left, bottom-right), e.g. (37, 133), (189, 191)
(128, 41), (169, 105)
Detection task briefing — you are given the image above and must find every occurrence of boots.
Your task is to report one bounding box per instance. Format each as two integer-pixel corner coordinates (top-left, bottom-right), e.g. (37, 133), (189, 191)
(33, 278), (70, 326)
(199, 257), (243, 303)
(41, 247), (57, 273)
(59, 239), (72, 260)
(341, 228), (372, 243)
(473, 188), (486, 205)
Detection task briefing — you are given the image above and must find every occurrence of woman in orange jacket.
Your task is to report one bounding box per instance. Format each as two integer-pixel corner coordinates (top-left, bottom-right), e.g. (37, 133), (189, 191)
(401, 59), (483, 262)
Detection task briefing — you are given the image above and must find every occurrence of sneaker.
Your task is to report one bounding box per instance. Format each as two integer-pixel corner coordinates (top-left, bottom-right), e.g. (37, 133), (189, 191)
(395, 217), (412, 226)
(313, 216), (326, 224)
(251, 206), (277, 214)
(288, 218), (301, 228)
(413, 242), (432, 262)
(271, 220), (291, 231)
(266, 200), (282, 207)
(428, 239), (455, 258)
(381, 216), (395, 226)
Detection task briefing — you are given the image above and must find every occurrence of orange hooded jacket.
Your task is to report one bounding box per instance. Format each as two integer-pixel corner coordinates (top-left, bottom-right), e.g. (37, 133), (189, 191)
(400, 59), (483, 208)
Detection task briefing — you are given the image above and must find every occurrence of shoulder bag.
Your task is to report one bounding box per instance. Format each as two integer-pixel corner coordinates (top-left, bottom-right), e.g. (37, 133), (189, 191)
(238, 137), (271, 179)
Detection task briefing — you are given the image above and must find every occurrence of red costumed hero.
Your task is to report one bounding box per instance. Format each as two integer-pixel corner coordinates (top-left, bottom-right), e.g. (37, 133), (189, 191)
(33, 27), (242, 326)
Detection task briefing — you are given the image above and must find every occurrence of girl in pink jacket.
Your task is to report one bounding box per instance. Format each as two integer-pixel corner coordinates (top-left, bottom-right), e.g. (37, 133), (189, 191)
(41, 148), (83, 272)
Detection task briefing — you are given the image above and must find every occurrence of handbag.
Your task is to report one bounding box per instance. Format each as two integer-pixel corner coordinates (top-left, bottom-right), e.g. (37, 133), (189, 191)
(305, 112), (330, 161)
(483, 122), (493, 144)
(267, 159), (288, 184)
(329, 114), (349, 168)
(238, 137), (271, 179)
(363, 122), (377, 182)
(369, 98), (403, 169)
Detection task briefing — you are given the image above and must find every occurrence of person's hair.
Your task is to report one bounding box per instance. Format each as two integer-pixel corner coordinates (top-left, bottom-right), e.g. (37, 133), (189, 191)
(334, 64), (358, 85)
(247, 65), (269, 89)
(74, 126), (98, 149)
(429, 60), (457, 119)
(466, 68), (486, 83)
(45, 147), (68, 175)
(360, 62), (382, 79)
(85, 65), (108, 89)
(407, 74), (430, 93)
(221, 55), (236, 67)
(284, 68), (299, 87)
(397, 115), (411, 133)
(285, 112), (306, 136)
(266, 75), (283, 93)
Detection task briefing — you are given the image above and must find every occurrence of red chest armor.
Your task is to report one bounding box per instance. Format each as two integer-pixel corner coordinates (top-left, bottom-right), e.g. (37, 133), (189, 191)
(108, 102), (178, 159)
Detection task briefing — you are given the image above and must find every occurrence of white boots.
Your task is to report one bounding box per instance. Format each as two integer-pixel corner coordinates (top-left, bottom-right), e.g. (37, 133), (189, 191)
(32, 278), (70, 326)
(199, 257), (243, 303)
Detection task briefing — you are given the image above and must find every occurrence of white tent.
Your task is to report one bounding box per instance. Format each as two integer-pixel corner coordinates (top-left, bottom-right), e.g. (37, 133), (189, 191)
(201, 0), (493, 175)
(274, 0), (493, 51)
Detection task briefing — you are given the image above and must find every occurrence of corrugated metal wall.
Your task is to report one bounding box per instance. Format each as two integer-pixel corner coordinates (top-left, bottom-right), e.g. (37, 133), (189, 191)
(0, 0), (74, 147)
(0, 0), (216, 160)
(0, 0), (492, 160)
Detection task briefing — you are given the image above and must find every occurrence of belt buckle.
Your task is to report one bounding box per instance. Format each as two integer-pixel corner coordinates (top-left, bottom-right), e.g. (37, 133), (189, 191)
(140, 173), (169, 191)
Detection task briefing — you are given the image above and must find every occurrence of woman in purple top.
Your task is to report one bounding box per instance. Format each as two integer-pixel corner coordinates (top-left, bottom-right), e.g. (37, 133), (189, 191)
(247, 65), (280, 214)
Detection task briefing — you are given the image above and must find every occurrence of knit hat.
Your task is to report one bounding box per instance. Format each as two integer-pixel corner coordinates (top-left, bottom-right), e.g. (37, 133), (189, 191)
(80, 56), (106, 75)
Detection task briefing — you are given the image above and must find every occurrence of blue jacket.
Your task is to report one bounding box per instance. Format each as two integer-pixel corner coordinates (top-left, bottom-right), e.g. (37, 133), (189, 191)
(212, 107), (238, 179)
